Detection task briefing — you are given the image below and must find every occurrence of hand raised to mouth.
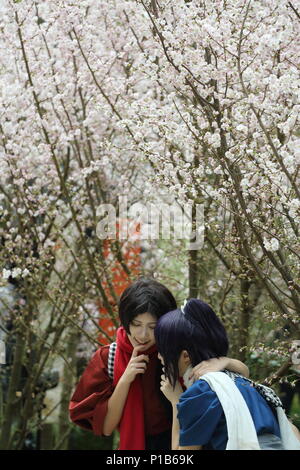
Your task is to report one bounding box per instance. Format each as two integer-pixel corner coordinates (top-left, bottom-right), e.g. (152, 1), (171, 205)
(121, 345), (150, 384)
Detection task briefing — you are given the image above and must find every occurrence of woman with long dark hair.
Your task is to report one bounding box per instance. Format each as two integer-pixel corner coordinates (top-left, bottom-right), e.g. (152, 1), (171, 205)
(155, 298), (300, 450)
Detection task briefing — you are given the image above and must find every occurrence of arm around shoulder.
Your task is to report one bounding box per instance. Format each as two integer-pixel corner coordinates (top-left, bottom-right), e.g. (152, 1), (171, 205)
(226, 357), (249, 377)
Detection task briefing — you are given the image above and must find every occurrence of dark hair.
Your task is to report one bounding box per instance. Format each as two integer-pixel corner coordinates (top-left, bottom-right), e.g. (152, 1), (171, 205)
(118, 278), (177, 334)
(154, 298), (229, 387)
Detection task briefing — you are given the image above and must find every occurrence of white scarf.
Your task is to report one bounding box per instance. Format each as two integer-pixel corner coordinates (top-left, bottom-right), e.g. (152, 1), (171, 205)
(182, 368), (300, 450)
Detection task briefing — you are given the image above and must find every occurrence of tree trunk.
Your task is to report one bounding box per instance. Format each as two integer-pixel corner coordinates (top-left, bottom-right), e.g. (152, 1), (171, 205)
(0, 332), (25, 449)
(188, 249), (198, 298)
(56, 329), (80, 450)
(188, 205), (199, 298)
(239, 277), (251, 363)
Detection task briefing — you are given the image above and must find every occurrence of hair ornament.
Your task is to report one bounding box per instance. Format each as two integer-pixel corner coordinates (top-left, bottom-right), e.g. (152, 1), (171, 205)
(181, 298), (188, 315)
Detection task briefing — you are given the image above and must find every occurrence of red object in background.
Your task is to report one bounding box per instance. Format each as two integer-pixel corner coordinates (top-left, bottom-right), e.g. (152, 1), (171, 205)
(97, 221), (141, 345)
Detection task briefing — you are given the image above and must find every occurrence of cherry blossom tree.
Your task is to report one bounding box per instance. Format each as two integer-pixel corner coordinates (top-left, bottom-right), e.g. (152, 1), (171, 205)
(116, 0), (300, 375)
(0, 0), (146, 449)
(0, 0), (299, 449)
(69, 0), (299, 378)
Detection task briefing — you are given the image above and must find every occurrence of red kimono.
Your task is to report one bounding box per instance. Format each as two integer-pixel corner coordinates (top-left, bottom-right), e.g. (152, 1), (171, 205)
(69, 345), (171, 440)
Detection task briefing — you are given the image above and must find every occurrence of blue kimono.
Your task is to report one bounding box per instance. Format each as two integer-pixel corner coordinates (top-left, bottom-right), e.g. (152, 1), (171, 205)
(177, 374), (280, 449)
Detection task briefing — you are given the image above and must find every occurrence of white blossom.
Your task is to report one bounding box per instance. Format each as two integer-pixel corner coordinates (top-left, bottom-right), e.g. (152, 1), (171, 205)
(2, 269), (11, 280)
(11, 268), (22, 278)
(263, 238), (280, 252)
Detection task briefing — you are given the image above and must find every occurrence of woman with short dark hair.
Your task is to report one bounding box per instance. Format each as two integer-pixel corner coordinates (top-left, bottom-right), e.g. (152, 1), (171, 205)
(155, 298), (300, 450)
(69, 280), (249, 450)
